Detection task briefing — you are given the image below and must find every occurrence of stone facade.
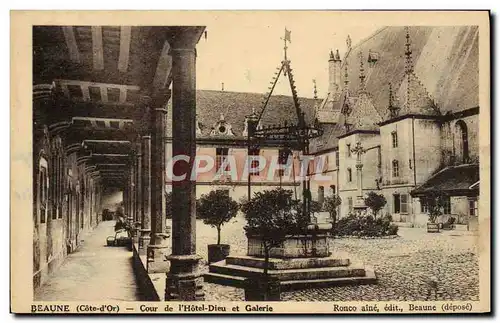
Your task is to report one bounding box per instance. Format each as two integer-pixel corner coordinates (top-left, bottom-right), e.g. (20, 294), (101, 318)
(309, 26), (480, 227)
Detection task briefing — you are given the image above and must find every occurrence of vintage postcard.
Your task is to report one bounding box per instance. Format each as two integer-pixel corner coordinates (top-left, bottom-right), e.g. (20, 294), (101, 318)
(11, 10), (490, 314)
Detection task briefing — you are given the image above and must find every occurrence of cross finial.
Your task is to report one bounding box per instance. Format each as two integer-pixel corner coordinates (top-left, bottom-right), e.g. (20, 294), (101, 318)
(351, 141), (366, 163)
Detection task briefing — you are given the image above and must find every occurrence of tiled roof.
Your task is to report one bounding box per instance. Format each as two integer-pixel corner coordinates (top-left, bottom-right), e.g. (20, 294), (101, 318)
(343, 26), (479, 118)
(166, 90), (321, 139)
(411, 164), (479, 196)
(311, 25), (479, 154)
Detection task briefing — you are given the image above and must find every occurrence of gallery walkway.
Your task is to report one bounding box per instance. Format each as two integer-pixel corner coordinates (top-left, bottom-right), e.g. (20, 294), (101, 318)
(34, 221), (143, 301)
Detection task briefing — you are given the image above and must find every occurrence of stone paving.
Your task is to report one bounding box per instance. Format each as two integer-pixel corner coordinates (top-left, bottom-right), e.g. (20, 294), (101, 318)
(34, 221), (143, 301)
(35, 216), (480, 302)
(198, 215), (480, 302)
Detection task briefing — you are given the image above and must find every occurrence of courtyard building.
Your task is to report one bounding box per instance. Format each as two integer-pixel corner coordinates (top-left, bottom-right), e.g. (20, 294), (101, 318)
(309, 26), (479, 228)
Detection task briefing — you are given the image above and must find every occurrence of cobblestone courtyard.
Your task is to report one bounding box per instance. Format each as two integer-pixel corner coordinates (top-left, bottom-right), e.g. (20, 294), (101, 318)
(198, 216), (480, 302)
(35, 218), (479, 302)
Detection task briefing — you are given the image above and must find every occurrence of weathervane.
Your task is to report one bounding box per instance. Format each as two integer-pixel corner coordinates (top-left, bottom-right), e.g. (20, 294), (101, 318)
(280, 28), (292, 61)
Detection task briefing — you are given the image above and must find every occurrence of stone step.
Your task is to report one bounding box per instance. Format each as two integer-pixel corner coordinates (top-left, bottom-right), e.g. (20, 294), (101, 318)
(203, 266), (377, 292)
(204, 272), (247, 288)
(209, 261), (367, 281)
(225, 255), (350, 270)
(280, 266), (377, 291)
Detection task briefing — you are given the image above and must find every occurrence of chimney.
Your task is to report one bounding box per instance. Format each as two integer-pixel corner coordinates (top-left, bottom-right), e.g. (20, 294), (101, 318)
(328, 49), (342, 96)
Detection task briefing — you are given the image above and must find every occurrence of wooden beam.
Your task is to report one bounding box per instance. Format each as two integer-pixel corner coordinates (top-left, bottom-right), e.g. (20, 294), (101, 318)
(91, 26), (104, 70)
(62, 26), (80, 63)
(118, 26), (132, 73)
(153, 40), (172, 90)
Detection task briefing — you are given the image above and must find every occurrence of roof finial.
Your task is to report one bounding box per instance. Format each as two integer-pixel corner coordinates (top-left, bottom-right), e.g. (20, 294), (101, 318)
(358, 51), (366, 93)
(344, 60), (349, 87)
(313, 79), (317, 99)
(329, 50), (334, 60)
(335, 49), (341, 61)
(405, 26), (414, 75)
(221, 82), (224, 91)
(346, 35), (352, 52)
(388, 82), (400, 118)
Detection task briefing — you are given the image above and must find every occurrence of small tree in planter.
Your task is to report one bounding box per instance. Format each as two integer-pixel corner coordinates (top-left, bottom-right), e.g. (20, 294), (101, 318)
(197, 190), (239, 263)
(323, 195), (342, 231)
(424, 191), (447, 233)
(365, 191), (387, 219)
(240, 188), (304, 300)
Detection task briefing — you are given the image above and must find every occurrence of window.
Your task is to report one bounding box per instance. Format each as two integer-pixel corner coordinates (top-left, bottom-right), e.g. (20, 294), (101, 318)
(392, 160), (399, 177)
(318, 186), (325, 206)
(455, 120), (469, 163)
(420, 197), (429, 213)
(393, 193), (408, 214)
(335, 151), (339, 167)
(278, 149), (290, 177)
(468, 198), (477, 216)
(330, 185), (336, 195)
(401, 194), (408, 213)
(347, 144), (351, 157)
(348, 197), (353, 213)
(347, 168), (352, 182)
(249, 148), (260, 176)
(215, 147), (229, 171)
(322, 155), (329, 174)
(442, 196), (451, 214)
(391, 131), (398, 148)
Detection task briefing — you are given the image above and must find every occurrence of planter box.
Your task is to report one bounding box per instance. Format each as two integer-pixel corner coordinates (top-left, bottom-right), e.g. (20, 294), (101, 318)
(208, 244), (230, 264)
(427, 223), (440, 233)
(247, 233), (330, 258)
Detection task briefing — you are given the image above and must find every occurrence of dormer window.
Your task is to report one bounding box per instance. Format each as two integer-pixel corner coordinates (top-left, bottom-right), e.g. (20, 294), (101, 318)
(210, 113), (235, 137)
(368, 50), (379, 66)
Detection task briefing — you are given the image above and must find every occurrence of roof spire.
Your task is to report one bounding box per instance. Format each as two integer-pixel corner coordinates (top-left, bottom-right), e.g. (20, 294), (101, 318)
(405, 26), (414, 75)
(404, 26), (414, 111)
(358, 51), (366, 93)
(388, 82), (400, 118)
(221, 82), (224, 91)
(335, 49), (341, 61)
(313, 79), (317, 99)
(329, 50), (335, 61)
(344, 60), (349, 87)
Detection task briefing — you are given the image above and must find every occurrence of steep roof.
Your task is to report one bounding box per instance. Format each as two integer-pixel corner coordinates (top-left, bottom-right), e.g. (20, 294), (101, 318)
(166, 90), (321, 138)
(343, 26), (479, 117)
(411, 164), (479, 197)
(310, 25), (479, 154)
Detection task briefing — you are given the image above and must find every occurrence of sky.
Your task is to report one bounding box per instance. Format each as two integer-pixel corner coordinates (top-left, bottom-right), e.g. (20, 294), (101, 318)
(194, 12), (382, 98)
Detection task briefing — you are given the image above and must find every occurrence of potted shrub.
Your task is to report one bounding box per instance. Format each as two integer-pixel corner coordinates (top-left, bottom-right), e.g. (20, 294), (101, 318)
(240, 188), (304, 300)
(323, 195), (342, 232)
(197, 190), (239, 264)
(425, 191), (447, 233)
(364, 191), (387, 219)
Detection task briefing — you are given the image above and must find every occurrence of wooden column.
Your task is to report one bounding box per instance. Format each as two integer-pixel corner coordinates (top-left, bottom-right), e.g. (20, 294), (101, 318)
(165, 26), (205, 301)
(139, 135), (152, 255)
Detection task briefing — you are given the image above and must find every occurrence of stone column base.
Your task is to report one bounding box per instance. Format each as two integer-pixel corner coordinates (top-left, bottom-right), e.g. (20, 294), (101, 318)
(138, 229), (151, 255)
(165, 255), (205, 301)
(147, 243), (169, 273)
